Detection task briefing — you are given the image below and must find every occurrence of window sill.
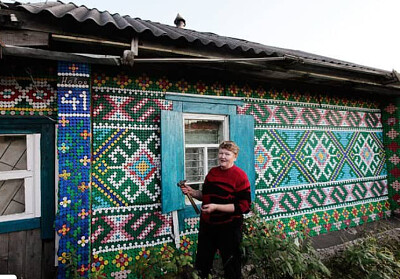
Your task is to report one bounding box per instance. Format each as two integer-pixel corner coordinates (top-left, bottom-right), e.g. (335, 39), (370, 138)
(0, 217), (40, 234)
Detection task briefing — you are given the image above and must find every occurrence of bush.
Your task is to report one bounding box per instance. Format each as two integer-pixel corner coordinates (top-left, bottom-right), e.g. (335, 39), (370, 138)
(325, 233), (400, 279)
(241, 211), (330, 279)
(133, 244), (196, 279)
(63, 216), (400, 279)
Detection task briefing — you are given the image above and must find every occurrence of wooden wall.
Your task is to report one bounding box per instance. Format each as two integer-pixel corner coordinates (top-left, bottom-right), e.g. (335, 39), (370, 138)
(0, 229), (56, 278)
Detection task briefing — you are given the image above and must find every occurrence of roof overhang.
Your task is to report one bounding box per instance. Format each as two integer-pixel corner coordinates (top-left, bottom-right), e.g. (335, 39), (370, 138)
(1, 1), (400, 95)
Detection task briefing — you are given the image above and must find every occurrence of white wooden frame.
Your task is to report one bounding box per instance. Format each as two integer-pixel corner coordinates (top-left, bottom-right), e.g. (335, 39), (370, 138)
(0, 134), (41, 222)
(182, 113), (228, 204)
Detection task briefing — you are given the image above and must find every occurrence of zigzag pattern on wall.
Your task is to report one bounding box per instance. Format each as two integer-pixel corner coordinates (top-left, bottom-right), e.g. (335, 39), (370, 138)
(92, 204), (173, 254)
(92, 90), (172, 123)
(0, 76), (57, 115)
(238, 100), (382, 129)
(255, 178), (387, 217)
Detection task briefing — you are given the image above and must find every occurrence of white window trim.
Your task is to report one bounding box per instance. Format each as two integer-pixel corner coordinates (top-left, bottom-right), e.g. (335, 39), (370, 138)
(182, 113), (229, 145)
(0, 134), (41, 222)
(182, 113), (229, 203)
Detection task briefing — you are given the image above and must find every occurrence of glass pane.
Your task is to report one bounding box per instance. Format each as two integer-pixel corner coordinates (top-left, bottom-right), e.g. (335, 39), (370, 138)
(207, 147), (219, 171)
(0, 135), (27, 171)
(187, 183), (202, 191)
(0, 179), (25, 216)
(185, 147), (204, 182)
(185, 119), (223, 144)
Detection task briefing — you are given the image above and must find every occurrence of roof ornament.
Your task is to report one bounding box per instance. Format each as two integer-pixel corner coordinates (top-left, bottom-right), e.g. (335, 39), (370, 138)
(174, 13), (186, 28)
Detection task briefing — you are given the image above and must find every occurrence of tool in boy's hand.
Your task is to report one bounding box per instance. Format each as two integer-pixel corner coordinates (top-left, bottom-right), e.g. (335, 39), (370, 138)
(177, 180), (200, 214)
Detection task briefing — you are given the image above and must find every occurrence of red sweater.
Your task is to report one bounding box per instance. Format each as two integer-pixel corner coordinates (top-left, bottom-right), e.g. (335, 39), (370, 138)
(201, 165), (251, 225)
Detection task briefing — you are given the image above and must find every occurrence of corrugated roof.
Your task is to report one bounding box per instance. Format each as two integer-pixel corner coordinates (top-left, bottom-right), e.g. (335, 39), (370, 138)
(16, 1), (387, 73)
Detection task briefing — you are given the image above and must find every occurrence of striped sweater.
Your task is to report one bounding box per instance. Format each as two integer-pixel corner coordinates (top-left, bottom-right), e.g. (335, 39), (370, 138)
(201, 165), (251, 225)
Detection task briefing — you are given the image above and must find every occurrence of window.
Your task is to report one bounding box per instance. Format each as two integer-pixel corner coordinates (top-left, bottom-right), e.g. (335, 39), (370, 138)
(183, 114), (228, 204)
(0, 134), (41, 221)
(0, 119), (55, 238)
(161, 93), (255, 216)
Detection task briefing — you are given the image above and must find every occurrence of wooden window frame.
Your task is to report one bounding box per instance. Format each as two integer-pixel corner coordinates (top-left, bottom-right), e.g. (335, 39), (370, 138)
(0, 134), (41, 222)
(161, 94), (255, 242)
(183, 113), (228, 190)
(0, 118), (55, 239)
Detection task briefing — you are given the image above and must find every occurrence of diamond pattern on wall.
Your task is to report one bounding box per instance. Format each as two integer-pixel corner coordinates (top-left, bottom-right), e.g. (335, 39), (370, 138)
(92, 128), (161, 208)
(91, 71), (174, 278)
(255, 129), (386, 189)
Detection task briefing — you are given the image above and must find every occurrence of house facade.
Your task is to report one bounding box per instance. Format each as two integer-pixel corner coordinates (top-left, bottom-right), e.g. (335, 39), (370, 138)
(1, 2), (400, 278)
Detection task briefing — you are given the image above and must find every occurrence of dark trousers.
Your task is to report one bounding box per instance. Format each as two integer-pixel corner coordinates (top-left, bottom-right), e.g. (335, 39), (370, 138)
(195, 222), (242, 279)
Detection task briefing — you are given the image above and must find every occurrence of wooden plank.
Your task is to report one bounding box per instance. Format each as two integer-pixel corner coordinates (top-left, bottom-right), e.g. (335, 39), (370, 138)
(0, 179), (24, 215)
(0, 162), (13, 172)
(0, 136), (26, 167)
(0, 137), (9, 159)
(0, 30), (49, 47)
(3, 199), (25, 215)
(42, 239), (57, 279)
(2, 45), (121, 66)
(13, 183), (25, 204)
(0, 170), (32, 180)
(0, 233), (9, 273)
(15, 150), (27, 171)
(0, 218), (40, 234)
(7, 230), (26, 277)
(40, 123), (55, 240)
(165, 93), (244, 106)
(161, 110), (185, 213)
(52, 33), (130, 48)
(182, 102), (231, 115)
(230, 114), (256, 201)
(0, 119), (53, 126)
(25, 229), (42, 279)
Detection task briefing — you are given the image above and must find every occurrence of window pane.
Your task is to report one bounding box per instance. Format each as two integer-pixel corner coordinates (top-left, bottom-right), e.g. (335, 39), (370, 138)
(185, 119), (223, 144)
(207, 148), (219, 171)
(185, 147), (204, 182)
(0, 179), (25, 216)
(0, 135), (27, 171)
(187, 183), (202, 191)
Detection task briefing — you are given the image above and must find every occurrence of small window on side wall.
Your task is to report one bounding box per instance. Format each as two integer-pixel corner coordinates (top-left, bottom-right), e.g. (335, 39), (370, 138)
(0, 119), (55, 238)
(0, 134), (41, 222)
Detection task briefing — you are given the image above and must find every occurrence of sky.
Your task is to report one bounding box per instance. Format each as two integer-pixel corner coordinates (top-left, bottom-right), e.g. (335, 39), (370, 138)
(28, 0), (400, 71)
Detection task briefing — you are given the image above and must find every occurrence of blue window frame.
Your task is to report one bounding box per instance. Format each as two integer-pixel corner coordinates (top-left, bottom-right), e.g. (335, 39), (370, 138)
(0, 118), (55, 239)
(161, 94), (255, 224)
